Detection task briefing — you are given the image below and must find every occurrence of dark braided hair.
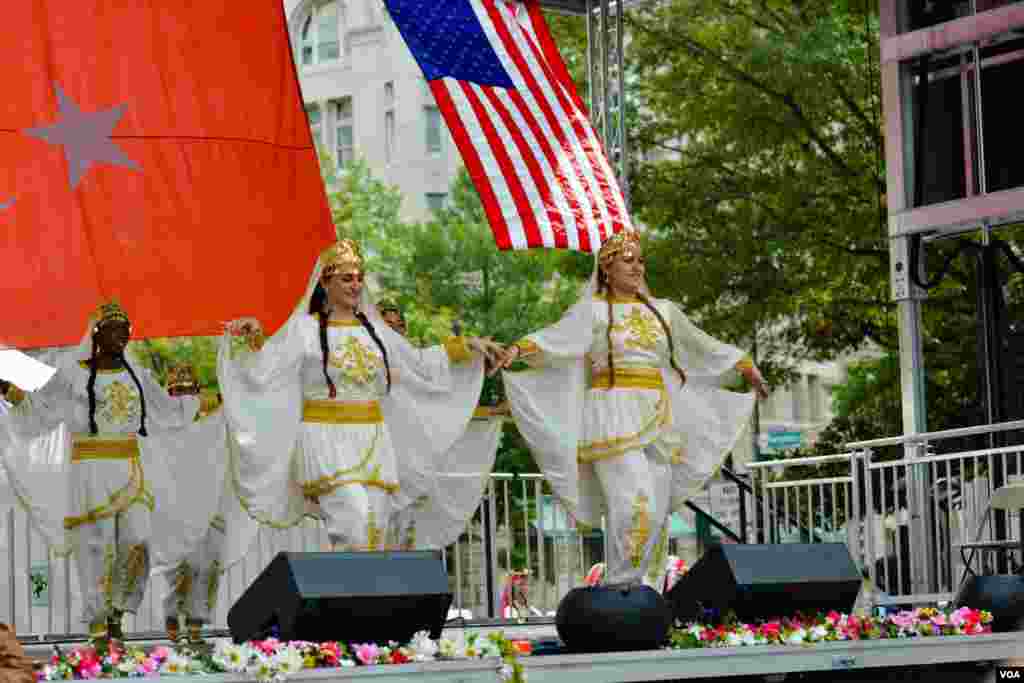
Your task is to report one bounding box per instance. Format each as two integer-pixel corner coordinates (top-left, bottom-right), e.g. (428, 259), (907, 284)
(86, 342), (100, 436)
(309, 282), (338, 399)
(308, 282), (392, 395)
(597, 268), (687, 389)
(355, 311), (391, 394)
(86, 335), (149, 436)
(637, 292), (687, 387)
(117, 352), (149, 437)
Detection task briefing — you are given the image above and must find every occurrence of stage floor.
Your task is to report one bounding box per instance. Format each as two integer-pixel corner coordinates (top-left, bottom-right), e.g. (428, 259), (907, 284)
(28, 627), (1022, 683)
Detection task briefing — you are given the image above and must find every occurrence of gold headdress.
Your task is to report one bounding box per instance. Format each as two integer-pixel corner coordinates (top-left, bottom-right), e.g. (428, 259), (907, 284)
(166, 363), (199, 395)
(320, 239), (364, 280)
(92, 300), (131, 331)
(597, 230), (641, 268)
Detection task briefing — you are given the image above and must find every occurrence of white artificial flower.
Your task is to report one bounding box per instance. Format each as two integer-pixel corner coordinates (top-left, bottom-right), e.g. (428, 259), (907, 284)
(410, 631), (439, 661)
(725, 632), (743, 647)
(785, 630), (806, 645)
(499, 662), (515, 681)
(809, 625), (828, 642)
(273, 645), (305, 674)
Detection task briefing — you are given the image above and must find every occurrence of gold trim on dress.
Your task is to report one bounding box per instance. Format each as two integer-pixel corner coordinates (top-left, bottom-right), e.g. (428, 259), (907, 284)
(735, 356), (754, 372)
(444, 336), (473, 363)
(63, 454), (154, 530)
(327, 319), (362, 328)
(71, 435), (140, 461)
(77, 360), (127, 375)
(302, 399), (382, 424)
(630, 492), (651, 569)
(514, 339), (541, 358)
(589, 367), (664, 391)
(594, 292), (642, 304)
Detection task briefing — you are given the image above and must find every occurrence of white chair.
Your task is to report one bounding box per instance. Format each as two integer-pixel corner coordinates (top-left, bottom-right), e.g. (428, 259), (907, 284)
(955, 483), (1024, 586)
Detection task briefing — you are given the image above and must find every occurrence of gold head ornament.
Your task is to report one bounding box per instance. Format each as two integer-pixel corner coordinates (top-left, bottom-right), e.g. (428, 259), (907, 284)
(320, 239), (364, 280)
(166, 364), (199, 395)
(597, 230), (642, 269)
(92, 300), (131, 332)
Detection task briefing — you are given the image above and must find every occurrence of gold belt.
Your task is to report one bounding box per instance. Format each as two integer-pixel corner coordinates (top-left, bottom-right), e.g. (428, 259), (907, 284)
(71, 435), (140, 462)
(302, 399), (383, 424)
(590, 367), (663, 390)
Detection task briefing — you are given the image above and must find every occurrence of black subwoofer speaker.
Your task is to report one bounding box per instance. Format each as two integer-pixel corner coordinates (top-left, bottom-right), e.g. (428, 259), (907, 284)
(555, 584), (672, 652)
(227, 551), (453, 644)
(666, 543), (861, 623)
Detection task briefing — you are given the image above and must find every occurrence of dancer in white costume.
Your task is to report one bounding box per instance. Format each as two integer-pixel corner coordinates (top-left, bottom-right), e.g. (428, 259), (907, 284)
(377, 300), (504, 550)
(0, 303), (228, 642)
(218, 240), (502, 561)
(159, 364), (227, 644)
(497, 231), (767, 586)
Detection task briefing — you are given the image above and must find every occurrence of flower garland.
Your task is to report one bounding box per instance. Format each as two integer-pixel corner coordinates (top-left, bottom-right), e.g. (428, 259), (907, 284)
(669, 606), (994, 649)
(36, 631), (528, 683)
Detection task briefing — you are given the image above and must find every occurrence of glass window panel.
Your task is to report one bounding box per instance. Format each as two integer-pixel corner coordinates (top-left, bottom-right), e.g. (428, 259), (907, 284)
(425, 106), (442, 154)
(426, 193), (447, 212)
(385, 110), (395, 163)
(337, 126), (353, 147)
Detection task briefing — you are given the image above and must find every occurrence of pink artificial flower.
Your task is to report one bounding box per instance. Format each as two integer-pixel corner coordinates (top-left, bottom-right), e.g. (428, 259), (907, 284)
(890, 611), (915, 630)
(930, 613), (947, 626)
(77, 659), (102, 679)
(354, 643), (380, 665)
(151, 645), (171, 662)
(319, 642), (341, 665)
(138, 657), (158, 674)
(254, 638), (281, 656)
(826, 611), (841, 625)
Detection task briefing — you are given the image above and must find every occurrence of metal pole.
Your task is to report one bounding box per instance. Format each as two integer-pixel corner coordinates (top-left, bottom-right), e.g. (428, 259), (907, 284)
(486, 478), (499, 618)
(600, 0), (611, 149)
(586, 0), (595, 117)
(615, 0), (629, 208)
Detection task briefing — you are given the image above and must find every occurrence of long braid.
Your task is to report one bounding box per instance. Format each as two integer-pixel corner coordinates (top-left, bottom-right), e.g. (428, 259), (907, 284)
(118, 353), (149, 437)
(318, 312), (337, 399)
(637, 292), (687, 387)
(599, 270), (616, 388)
(355, 311), (391, 393)
(309, 282), (337, 399)
(86, 341), (99, 436)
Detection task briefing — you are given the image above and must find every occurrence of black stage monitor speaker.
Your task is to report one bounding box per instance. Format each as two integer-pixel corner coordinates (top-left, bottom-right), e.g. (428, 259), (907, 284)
(667, 543), (861, 623)
(228, 551), (453, 645)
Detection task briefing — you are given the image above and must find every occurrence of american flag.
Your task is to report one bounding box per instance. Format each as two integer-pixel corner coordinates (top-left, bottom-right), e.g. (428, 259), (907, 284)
(384, 0), (632, 252)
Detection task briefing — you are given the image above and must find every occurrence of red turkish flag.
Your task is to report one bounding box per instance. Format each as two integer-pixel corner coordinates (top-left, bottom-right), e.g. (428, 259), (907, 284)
(0, 2), (334, 349)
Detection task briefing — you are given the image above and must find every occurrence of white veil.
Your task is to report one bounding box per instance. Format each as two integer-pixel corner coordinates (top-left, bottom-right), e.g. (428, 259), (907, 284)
(217, 247), (484, 565)
(502, 248), (755, 527)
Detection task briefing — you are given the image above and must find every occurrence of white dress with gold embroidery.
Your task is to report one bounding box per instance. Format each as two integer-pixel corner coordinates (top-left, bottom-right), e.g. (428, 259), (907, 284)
(503, 295), (755, 582)
(0, 356), (229, 622)
(217, 314), (483, 565)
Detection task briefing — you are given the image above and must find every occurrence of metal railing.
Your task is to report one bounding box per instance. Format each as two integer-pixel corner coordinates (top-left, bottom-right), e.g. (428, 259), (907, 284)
(2, 470), (727, 640)
(745, 419), (1024, 609)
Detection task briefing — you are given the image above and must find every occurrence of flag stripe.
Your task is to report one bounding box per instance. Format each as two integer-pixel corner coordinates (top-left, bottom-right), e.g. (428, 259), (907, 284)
(431, 80), (513, 251)
(386, 0), (631, 252)
(457, 81), (538, 249)
(513, 19), (625, 240)
(504, 89), (583, 250)
(490, 1), (614, 246)
(477, 0), (601, 250)
(480, 85), (564, 248)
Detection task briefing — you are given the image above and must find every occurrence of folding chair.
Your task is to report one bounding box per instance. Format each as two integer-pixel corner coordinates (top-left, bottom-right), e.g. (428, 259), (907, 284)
(955, 483), (1024, 588)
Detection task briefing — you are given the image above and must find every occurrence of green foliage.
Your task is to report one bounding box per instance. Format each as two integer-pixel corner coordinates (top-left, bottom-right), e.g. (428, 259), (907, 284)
(130, 337), (219, 390)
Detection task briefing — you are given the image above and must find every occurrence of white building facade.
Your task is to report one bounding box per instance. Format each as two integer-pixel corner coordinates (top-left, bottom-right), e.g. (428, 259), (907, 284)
(284, 0), (461, 219)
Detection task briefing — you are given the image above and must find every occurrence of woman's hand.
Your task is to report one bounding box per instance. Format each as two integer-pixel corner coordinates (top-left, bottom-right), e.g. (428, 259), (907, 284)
(466, 337), (505, 365)
(489, 344), (521, 376)
(743, 365), (769, 399)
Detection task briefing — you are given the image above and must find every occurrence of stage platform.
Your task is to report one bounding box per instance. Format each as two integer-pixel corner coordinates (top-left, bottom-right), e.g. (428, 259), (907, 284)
(28, 626), (1023, 682)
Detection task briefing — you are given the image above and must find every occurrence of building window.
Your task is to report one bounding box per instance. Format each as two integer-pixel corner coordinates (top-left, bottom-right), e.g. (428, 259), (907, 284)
(306, 104), (322, 147)
(334, 97), (354, 168)
(384, 110), (395, 164)
(425, 193), (447, 213)
(424, 105), (443, 156)
(300, 1), (341, 67)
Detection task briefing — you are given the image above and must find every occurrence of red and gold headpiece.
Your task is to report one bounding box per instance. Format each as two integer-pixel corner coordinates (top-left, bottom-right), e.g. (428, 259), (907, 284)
(92, 300), (131, 332)
(597, 230), (641, 268)
(320, 239), (364, 280)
